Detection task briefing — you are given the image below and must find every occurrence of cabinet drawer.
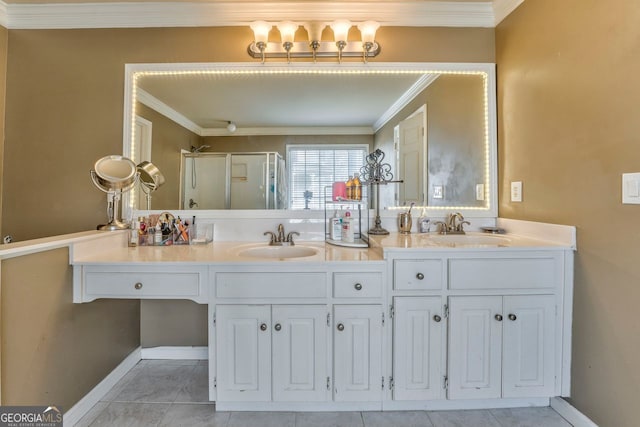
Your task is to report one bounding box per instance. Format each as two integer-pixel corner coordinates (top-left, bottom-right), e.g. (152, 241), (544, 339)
(449, 257), (557, 290)
(394, 259), (443, 290)
(84, 271), (200, 298)
(216, 272), (326, 298)
(333, 272), (382, 298)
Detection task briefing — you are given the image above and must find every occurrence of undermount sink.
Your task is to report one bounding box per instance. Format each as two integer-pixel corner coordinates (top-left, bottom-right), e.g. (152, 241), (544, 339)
(235, 245), (319, 259)
(426, 233), (511, 247)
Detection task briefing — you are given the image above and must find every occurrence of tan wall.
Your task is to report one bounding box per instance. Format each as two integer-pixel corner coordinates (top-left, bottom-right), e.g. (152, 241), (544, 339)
(2, 26), (494, 347)
(496, 1), (640, 426)
(0, 248), (140, 410)
(137, 103), (203, 210)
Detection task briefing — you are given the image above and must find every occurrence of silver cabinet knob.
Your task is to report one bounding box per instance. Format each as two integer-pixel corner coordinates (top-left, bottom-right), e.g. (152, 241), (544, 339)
(495, 314), (503, 321)
(337, 323), (345, 331)
(416, 273), (425, 280)
(433, 315), (442, 322)
(274, 323), (282, 331)
(508, 314), (517, 321)
(134, 282), (143, 290)
(354, 283), (363, 291)
(260, 323), (268, 331)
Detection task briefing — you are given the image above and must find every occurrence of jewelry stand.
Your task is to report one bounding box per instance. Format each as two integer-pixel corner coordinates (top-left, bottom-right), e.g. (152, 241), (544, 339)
(359, 149), (402, 235)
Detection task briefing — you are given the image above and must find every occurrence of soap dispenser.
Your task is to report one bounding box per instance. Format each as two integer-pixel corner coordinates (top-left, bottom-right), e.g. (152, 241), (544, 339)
(330, 210), (342, 241)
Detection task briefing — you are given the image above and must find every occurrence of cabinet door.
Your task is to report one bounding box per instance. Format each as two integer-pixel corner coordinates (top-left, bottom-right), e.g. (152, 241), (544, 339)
(272, 305), (329, 402)
(393, 297), (444, 400)
(448, 296), (502, 400)
(333, 305), (383, 401)
(216, 305), (271, 401)
(503, 295), (556, 397)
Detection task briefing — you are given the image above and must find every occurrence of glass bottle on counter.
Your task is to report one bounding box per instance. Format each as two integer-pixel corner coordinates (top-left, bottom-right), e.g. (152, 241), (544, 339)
(352, 173), (362, 201)
(346, 175), (354, 200)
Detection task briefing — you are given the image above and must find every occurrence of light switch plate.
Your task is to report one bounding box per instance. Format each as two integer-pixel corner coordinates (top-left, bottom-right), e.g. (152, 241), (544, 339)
(433, 185), (444, 199)
(622, 173), (640, 204)
(511, 181), (523, 202)
(476, 184), (485, 201)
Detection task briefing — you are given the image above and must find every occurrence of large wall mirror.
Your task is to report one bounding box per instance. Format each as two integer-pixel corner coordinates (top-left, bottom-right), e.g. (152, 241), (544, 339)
(123, 63), (497, 218)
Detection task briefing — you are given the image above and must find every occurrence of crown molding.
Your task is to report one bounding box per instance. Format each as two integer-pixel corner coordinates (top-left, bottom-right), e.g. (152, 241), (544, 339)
(373, 73), (439, 132)
(137, 88), (203, 136)
(4, 1), (496, 30)
(201, 126), (373, 137)
(493, 0), (525, 25)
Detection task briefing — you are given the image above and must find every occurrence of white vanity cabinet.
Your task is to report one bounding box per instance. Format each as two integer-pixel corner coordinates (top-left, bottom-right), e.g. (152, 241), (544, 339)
(392, 297), (444, 401)
(387, 249), (570, 405)
(215, 304), (328, 402)
(210, 263), (387, 410)
(333, 304), (383, 402)
(448, 295), (556, 399)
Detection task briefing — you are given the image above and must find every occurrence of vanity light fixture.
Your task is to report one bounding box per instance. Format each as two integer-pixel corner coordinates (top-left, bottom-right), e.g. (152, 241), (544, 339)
(249, 20), (272, 63)
(226, 121), (237, 133)
(248, 20), (380, 63)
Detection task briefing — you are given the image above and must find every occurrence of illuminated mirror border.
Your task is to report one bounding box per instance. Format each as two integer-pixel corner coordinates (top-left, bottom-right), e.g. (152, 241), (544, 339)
(122, 62), (497, 220)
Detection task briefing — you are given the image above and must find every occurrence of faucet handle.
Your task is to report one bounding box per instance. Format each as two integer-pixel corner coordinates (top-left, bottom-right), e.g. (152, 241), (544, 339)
(286, 231), (300, 245)
(263, 231), (276, 243)
(458, 220), (471, 232)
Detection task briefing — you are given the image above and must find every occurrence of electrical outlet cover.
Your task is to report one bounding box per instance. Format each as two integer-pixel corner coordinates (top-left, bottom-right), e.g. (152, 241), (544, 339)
(475, 184), (485, 201)
(433, 185), (444, 199)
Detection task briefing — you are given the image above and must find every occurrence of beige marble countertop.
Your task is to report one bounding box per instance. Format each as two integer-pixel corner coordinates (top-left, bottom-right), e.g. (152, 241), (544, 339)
(72, 240), (385, 264)
(368, 231), (572, 251)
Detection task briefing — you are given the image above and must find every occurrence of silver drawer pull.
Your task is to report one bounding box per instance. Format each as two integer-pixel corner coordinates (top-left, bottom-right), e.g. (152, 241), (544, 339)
(433, 315), (442, 322)
(416, 273), (425, 280)
(508, 314), (517, 321)
(134, 282), (143, 290)
(337, 323), (345, 331)
(274, 323), (282, 331)
(495, 314), (503, 321)
(354, 283), (363, 291)
(260, 323), (268, 331)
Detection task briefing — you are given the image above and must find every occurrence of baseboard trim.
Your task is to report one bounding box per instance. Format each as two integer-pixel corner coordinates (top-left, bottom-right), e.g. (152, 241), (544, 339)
(63, 347), (141, 427)
(550, 397), (599, 427)
(141, 346), (208, 360)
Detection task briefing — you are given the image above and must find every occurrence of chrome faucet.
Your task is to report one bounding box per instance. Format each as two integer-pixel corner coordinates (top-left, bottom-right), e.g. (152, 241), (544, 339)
(264, 224), (299, 246)
(434, 212), (470, 235)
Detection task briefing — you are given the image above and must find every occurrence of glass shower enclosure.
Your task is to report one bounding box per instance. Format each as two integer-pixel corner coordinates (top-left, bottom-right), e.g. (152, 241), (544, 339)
(180, 152), (286, 210)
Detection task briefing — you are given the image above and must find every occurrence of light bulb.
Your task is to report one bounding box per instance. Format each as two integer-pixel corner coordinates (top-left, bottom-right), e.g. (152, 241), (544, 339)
(277, 21), (298, 46)
(330, 19), (352, 45)
(250, 21), (271, 45)
(357, 21), (379, 45)
(227, 121), (237, 133)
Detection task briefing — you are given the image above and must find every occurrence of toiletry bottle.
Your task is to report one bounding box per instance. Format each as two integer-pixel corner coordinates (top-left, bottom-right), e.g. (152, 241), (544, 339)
(128, 219), (138, 247)
(341, 211), (355, 243)
(154, 227), (162, 246)
(346, 175), (354, 200)
(418, 209), (430, 233)
(353, 173), (362, 201)
(138, 217), (147, 245)
(330, 210), (342, 241)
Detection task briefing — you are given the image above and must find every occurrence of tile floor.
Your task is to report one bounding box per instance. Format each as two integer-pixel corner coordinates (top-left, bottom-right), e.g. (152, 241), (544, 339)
(74, 360), (573, 427)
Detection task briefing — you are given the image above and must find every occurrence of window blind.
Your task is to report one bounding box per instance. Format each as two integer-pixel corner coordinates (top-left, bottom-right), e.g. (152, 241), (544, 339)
(287, 145), (368, 210)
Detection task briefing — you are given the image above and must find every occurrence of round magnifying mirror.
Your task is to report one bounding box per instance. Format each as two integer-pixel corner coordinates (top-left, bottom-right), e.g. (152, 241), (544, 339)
(93, 155), (137, 192)
(137, 161), (165, 191)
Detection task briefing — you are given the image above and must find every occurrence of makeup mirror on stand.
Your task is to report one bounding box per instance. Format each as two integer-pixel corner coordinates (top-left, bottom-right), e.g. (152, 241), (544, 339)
(137, 160), (166, 210)
(90, 155), (138, 231)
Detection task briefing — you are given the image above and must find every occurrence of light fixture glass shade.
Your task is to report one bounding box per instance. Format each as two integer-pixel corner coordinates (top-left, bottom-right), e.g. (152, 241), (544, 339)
(250, 20), (271, 44)
(277, 21), (298, 44)
(357, 21), (380, 44)
(330, 19), (352, 43)
(303, 21), (326, 43)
